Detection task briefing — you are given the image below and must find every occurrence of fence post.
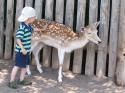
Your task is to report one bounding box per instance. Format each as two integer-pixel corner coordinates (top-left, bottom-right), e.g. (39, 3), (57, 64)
(96, 0), (110, 78)
(35, 0), (43, 19)
(73, 0), (86, 73)
(25, 0), (33, 6)
(63, 0), (75, 71)
(115, 0), (125, 86)
(13, 0), (24, 59)
(108, 0), (120, 78)
(0, 0), (4, 58)
(51, 0), (64, 69)
(85, 0), (98, 76)
(4, 0), (14, 59)
(42, 0), (54, 67)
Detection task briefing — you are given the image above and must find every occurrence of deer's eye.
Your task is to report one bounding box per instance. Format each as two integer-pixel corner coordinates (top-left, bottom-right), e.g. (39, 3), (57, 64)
(88, 32), (91, 34)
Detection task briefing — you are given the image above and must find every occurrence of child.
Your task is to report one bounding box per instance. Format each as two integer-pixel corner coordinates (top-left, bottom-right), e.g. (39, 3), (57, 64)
(8, 6), (38, 89)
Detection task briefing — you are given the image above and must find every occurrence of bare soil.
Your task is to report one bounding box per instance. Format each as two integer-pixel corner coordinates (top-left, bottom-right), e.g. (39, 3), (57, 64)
(0, 59), (125, 93)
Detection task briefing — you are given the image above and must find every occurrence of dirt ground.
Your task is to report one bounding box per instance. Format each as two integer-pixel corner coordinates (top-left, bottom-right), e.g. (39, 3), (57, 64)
(0, 59), (125, 93)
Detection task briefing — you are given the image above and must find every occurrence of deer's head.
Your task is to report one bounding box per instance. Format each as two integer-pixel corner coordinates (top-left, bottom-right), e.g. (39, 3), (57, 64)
(123, 48), (125, 56)
(80, 21), (101, 44)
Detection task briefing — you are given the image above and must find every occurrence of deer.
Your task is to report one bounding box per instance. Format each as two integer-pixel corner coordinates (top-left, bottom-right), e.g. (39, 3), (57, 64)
(26, 19), (102, 82)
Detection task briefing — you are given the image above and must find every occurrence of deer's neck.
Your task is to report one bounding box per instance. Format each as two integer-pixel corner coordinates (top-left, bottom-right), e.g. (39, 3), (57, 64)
(74, 31), (88, 45)
(65, 33), (89, 52)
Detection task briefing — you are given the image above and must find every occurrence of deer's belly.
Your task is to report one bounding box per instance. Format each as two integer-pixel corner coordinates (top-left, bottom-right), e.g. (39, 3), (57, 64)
(40, 38), (62, 48)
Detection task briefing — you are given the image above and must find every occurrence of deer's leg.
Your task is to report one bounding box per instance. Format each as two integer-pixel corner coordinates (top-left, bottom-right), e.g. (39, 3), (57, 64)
(58, 49), (65, 82)
(33, 43), (44, 73)
(26, 42), (39, 76)
(26, 65), (32, 76)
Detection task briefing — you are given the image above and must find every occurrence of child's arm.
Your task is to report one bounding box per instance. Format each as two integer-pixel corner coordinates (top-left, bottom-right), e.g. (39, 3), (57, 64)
(16, 39), (27, 55)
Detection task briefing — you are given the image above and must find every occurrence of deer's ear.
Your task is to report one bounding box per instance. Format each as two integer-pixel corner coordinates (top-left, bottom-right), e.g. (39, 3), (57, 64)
(94, 21), (100, 28)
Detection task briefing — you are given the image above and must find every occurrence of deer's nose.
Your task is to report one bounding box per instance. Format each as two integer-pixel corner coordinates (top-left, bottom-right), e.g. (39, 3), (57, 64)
(124, 53), (125, 56)
(98, 41), (102, 44)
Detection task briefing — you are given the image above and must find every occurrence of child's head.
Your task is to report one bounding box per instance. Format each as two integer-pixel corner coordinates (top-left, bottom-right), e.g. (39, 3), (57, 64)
(18, 6), (36, 23)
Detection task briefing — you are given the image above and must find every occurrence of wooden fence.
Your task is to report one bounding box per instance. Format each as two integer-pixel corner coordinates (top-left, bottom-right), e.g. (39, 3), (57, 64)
(0, 0), (122, 79)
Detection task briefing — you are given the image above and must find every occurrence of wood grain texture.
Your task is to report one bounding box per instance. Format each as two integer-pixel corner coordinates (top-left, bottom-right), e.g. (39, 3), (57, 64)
(4, 0), (14, 59)
(73, 0), (86, 73)
(108, 0), (120, 78)
(85, 0), (98, 75)
(64, 0), (75, 71)
(96, 0), (110, 78)
(43, 0), (54, 67)
(52, 0), (64, 69)
(0, 0), (4, 58)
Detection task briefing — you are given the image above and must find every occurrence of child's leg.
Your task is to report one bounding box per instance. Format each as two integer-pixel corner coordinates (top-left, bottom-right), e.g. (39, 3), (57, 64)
(20, 68), (27, 81)
(18, 53), (32, 85)
(19, 67), (32, 85)
(10, 66), (19, 82)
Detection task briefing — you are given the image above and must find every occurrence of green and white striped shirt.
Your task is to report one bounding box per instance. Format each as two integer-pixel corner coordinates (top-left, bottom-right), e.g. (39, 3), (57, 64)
(15, 22), (33, 53)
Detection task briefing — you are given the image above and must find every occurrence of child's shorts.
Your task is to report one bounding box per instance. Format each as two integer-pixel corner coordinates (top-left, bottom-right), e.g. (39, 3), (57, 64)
(15, 52), (30, 68)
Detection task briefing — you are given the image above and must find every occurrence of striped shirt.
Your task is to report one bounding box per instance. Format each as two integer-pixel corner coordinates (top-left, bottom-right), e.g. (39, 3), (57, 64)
(15, 22), (33, 53)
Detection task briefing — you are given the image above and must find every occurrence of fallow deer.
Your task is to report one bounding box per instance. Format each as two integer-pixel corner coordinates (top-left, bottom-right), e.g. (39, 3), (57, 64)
(27, 19), (101, 82)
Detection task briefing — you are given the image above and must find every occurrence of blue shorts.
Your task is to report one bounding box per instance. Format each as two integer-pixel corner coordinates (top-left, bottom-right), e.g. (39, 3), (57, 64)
(15, 52), (30, 68)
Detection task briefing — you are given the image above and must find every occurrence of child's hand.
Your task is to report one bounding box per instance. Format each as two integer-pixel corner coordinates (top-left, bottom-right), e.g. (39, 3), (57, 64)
(34, 28), (41, 31)
(21, 48), (27, 55)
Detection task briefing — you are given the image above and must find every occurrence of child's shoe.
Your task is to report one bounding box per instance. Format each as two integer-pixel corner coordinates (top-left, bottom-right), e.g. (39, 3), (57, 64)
(8, 81), (18, 89)
(17, 79), (32, 86)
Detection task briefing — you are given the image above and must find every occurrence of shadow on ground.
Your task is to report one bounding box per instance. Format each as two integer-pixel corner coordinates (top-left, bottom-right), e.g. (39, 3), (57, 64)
(0, 59), (125, 93)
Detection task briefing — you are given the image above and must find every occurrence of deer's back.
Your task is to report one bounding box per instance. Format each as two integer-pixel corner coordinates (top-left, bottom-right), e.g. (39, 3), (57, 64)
(31, 19), (79, 42)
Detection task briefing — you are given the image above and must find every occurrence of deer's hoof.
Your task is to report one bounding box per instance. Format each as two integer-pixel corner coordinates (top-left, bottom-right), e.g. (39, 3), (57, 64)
(37, 67), (43, 73)
(40, 70), (43, 74)
(38, 69), (43, 74)
(27, 71), (32, 76)
(27, 73), (32, 77)
(58, 78), (62, 83)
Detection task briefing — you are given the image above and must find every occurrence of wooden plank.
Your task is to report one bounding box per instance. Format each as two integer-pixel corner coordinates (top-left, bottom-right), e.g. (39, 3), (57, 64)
(13, 0), (24, 59)
(63, 0), (75, 71)
(4, 0), (14, 59)
(45, 0), (54, 20)
(55, 0), (64, 23)
(51, 0), (64, 69)
(108, 0), (120, 78)
(73, 0), (86, 73)
(42, 0), (54, 67)
(0, 0), (4, 58)
(52, 48), (59, 69)
(34, 0), (43, 19)
(25, 0), (33, 6)
(85, 0), (98, 75)
(96, 0), (110, 78)
(30, 0), (43, 65)
(115, 0), (125, 86)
